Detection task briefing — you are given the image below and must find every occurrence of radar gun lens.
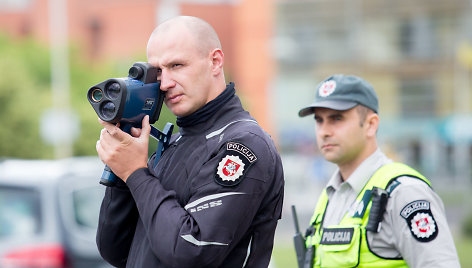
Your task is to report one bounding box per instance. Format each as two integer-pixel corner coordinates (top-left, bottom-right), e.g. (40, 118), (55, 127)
(91, 88), (103, 102)
(101, 101), (116, 120)
(106, 82), (121, 99)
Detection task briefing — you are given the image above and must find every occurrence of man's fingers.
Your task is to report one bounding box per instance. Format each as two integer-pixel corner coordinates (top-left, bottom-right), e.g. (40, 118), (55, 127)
(96, 140), (100, 153)
(95, 117), (149, 181)
(98, 119), (129, 143)
(99, 118), (117, 134)
(130, 127), (142, 137)
(98, 118), (108, 127)
(130, 116), (151, 139)
(128, 116), (151, 138)
(140, 115), (151, 139)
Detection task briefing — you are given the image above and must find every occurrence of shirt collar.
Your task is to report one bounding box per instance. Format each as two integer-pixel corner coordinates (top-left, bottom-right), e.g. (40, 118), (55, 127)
(326, 148), (392, 195)
(178, 92), (246, 136)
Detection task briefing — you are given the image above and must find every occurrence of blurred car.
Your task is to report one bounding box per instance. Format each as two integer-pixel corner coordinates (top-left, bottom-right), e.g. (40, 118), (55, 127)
(0, 157), (112, 268)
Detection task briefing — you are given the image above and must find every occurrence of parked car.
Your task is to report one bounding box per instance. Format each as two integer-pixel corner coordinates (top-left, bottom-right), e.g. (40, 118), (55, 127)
(0, 157), (112, 268)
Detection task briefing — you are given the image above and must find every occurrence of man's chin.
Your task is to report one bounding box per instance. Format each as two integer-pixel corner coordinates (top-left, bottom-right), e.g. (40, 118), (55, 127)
(322, 152), (340, 164)
(169, 106), (193, 117)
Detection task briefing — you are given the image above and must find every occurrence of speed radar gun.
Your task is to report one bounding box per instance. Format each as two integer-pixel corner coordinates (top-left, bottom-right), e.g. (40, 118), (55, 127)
(87, 62), (173, 187)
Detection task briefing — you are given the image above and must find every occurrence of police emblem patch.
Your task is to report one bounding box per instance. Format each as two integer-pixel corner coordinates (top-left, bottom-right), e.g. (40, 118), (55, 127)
(217, 155), (245, 182)
(319, 80), (336, 97)
(215, 141), (257, 187)
(400, 200), (438, 242)
(411, 212), (436, 239)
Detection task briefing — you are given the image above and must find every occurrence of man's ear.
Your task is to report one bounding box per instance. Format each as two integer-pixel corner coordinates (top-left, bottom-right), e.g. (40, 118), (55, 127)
(210, 48), (224, 75)
(366, 112), (379, 137)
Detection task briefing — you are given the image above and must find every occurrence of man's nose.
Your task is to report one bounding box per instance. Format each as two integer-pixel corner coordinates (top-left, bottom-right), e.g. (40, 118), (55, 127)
(316, 123), (331, 138)
(159, 70), (175, 91)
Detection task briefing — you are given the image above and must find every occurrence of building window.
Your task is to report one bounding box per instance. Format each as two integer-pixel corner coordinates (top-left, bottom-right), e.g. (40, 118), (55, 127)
(399, 16), (435, 60)
(399, 77), (436, 118)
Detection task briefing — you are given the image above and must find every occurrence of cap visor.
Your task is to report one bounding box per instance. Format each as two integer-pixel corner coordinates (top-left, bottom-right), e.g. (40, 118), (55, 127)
(298, 100), (357, 117)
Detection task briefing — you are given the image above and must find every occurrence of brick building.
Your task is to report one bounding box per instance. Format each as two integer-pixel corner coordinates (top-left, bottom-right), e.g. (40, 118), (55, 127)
(0, 0), (276, 136)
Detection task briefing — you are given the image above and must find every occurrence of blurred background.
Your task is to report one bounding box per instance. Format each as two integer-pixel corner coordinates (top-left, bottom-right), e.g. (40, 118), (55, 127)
(0, 0), (471, 267)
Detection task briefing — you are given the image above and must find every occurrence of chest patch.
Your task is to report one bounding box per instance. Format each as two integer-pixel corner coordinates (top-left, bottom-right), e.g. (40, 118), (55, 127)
(400, 200), (438, 242)
(215, 141), (257, 187)
(320, 227), (354, 245)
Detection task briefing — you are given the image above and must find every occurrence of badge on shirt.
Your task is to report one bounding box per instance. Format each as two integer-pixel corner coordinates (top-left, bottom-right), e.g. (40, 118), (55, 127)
(320, 227), (354, 245)
(214, 141), (257, 187)
(400, 200), (438, 242)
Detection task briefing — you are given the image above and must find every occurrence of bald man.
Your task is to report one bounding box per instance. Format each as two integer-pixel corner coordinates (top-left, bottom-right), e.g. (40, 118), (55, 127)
(95, 16), (284, 268)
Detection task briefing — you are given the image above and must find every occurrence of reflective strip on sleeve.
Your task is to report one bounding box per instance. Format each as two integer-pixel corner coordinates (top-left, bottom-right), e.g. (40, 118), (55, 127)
(242, 236), (253, 267)
(180, 234), (229, 246)
(205, 119), (257, 139)
(184, 192), (246, 210)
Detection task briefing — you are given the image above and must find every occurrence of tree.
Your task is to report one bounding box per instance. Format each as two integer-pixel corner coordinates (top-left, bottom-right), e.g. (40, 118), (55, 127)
(0, 35), (177, 159)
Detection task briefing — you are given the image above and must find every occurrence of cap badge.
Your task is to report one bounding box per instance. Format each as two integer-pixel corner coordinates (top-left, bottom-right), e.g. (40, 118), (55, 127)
(319, 80), (336, 97)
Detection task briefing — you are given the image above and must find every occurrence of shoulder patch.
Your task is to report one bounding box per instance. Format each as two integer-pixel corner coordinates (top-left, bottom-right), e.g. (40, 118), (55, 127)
(386, 179), (401, 194)
(214, 141), (258, 187)
(400, 200), (438, 242)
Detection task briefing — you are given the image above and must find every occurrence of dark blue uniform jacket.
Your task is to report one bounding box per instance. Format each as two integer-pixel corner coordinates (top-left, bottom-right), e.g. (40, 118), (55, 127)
(96, 91), (285, 268)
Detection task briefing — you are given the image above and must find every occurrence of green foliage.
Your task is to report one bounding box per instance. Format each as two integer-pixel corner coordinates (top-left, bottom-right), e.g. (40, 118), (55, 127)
(0, 35), (52, 158)
(454, 236), (472, 267)
(271, 243), (298, 267)
(0, 34), (177, 158)
(463, 211), (472, 238)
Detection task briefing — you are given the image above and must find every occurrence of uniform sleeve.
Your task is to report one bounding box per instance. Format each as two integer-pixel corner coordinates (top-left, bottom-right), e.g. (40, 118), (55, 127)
(96, 182), (139, 267)
(387, 177), (460, 268)
(125, 132), (283, 267)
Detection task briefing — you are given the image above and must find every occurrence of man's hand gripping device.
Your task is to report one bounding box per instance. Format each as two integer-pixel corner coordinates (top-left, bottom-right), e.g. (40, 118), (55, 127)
(87, 62), (173, 186)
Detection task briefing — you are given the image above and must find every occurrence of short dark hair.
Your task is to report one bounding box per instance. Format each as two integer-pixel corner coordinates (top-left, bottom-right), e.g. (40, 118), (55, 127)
(356, 105), (375, 127)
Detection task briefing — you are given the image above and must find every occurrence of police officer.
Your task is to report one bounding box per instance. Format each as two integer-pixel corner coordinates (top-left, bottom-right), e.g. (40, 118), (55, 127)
(297, 74), (460, 267)
(95, 16), (284, 267)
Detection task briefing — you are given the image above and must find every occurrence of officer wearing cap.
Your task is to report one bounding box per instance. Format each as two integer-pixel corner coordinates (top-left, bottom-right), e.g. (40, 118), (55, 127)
(297, 74), (460, 267)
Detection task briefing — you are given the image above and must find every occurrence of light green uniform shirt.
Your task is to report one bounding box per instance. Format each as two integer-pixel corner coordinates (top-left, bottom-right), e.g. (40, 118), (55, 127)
(323, 149), (460, 268)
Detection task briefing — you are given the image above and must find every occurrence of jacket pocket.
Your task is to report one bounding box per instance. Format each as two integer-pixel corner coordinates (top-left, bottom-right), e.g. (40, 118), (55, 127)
(318, 226), (361, 268)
